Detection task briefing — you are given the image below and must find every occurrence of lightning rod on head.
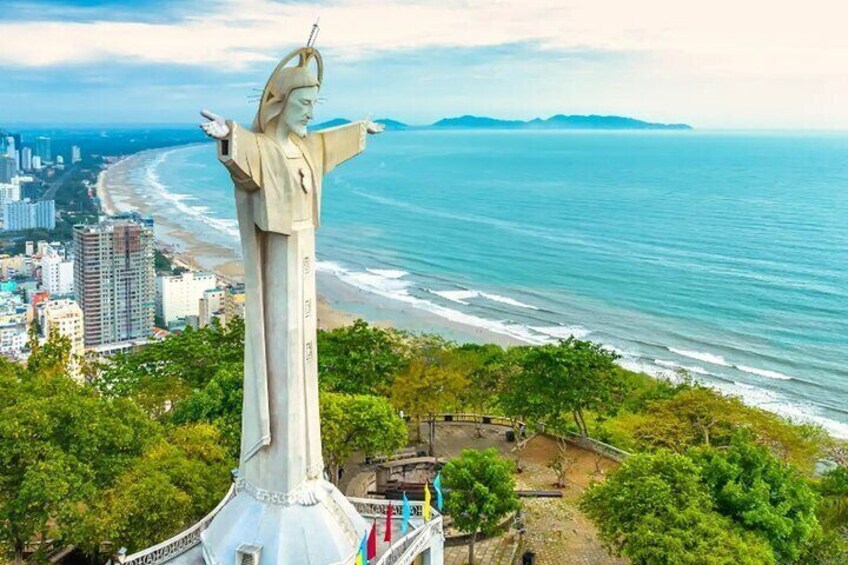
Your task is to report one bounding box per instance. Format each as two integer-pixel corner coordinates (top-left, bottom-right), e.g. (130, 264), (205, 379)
(307, 17), (320, 48)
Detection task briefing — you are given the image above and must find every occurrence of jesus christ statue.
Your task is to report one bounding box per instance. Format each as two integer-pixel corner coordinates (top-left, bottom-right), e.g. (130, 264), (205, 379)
(197, 45), (383, 563)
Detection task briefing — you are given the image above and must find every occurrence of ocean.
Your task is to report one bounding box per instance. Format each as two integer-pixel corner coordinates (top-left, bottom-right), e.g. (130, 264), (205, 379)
(123, 129), (848, 437)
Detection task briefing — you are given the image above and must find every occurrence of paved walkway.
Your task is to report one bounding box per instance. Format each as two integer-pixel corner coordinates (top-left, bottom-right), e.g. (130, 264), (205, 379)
(444, 534), (518, 565)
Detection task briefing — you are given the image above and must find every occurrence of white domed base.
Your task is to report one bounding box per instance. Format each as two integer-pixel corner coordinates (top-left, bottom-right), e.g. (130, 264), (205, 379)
(200, 479), (367, 565)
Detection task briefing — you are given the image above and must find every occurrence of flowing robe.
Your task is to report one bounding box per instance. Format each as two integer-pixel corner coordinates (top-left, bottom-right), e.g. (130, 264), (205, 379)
(217, 120), (366, 495)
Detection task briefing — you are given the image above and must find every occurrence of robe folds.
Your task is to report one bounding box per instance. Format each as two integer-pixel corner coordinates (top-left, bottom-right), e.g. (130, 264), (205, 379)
(217, 120), (366, 494)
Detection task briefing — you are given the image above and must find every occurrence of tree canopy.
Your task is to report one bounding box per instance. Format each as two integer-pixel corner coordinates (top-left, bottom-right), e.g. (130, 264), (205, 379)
(320, 392), (407, 484)
(317, 319), (407, 395)
(96, 318), (245, 416)
(690, 434), (821, 562)
(580, 450), (776, 565)
(0, 331), (233, 561)
(442, 448), (519, 565)
(500, 339), (622, 435)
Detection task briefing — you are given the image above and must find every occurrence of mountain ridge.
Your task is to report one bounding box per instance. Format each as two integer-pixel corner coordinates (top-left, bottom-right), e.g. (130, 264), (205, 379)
(311, 114), (692, 131)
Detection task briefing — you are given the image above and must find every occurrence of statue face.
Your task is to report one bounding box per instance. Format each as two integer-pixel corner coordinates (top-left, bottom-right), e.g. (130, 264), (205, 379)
(283, 86), (319, 138)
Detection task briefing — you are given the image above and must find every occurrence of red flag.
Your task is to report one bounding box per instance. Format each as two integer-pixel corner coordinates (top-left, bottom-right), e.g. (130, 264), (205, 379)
(384, 502), (393, 543)
(367, 519), (378, 559)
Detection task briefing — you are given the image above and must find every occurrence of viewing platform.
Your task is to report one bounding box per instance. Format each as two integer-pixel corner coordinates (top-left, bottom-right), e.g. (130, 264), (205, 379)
(114, 491), (442, 565)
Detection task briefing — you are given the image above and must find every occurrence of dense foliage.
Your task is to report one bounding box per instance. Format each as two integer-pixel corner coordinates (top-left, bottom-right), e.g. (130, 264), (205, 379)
(691, 434), (820, 562)
(500, 339), (621, 435)
(442, 448), (519, 565)
(0, 333), (232, 561)
(580, 450), (776, 564)
(320, 392), (407, 484)
(318, 319), (407, 395)
(2, 317), (841, 563)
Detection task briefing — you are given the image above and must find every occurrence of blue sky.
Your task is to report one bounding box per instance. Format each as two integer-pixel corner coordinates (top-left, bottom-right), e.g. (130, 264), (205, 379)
(2, 0), (847, 128)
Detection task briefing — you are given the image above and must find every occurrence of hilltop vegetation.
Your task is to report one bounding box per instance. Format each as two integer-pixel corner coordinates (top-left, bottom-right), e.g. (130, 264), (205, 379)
(0, 319), (844, 563)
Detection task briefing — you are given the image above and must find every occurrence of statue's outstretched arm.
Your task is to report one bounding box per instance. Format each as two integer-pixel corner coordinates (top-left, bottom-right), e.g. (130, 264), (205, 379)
(200, 110), (262, 192)
(314, 119), (382, 174)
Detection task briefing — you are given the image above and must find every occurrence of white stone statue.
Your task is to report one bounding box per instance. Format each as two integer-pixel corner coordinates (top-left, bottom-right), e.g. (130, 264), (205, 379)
(196, 45), (383, 564)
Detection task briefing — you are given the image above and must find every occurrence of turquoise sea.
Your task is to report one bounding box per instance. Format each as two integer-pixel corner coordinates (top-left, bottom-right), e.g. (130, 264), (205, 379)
(135, 130), (848, 437)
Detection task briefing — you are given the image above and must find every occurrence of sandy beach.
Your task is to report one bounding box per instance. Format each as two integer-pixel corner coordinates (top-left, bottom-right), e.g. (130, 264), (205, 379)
(96, 147), (520, 341)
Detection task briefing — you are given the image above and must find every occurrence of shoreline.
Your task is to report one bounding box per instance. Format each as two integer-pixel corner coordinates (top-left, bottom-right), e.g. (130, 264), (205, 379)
(96, 142), (847, 439)
(96, 146), (519, 340)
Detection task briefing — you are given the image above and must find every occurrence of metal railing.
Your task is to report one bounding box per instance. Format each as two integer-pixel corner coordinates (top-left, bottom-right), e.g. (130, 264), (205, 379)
(348, 498), (443, 565)
(116, 484), (236, 565)
(433, 413), (632, 461)
(561, 430), (631, 462)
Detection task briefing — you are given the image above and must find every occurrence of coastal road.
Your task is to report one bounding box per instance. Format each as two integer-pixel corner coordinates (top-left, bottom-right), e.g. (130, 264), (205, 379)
(41, 163), (77, 200)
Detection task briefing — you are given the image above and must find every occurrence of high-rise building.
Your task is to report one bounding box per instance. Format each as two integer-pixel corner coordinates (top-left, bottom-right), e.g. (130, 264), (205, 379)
(73, 216), (155, 347)
(198, 287), (225, 327)
(3, 200), (55, 231)
(41, 245), (74, 296)
(0, 183), (21, 214)
(0, 292), (31, 358)
(3, 136), (14, 159)
(32, 156), (42, 170)
(35, 136), (51, 163)
(155, 270), (217, 327)
(222, 285), (245, 323)
(21, 147), (32, 171)
(71, 145), (81, 164)
(41, 299), (84, 356)
(0, 156), (15, 183)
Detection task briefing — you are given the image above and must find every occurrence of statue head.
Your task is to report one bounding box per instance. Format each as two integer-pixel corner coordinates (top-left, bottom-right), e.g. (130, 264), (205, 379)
(255, 47), (323, 137)
(282, 86), (319, 138)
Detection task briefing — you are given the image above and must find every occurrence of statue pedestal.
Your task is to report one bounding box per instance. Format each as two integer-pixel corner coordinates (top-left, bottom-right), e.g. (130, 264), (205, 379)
(200, 479), (367, 564)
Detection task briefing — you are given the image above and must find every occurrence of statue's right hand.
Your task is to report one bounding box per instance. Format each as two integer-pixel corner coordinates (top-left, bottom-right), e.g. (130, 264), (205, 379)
(199, 109), (230, 140)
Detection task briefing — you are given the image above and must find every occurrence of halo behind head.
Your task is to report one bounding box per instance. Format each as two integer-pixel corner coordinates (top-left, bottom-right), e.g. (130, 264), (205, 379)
(254, 47), (323, 133)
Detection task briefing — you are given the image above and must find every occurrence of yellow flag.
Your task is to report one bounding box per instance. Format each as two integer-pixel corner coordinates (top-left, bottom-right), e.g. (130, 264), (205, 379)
(424, 482), (432, 521)
(355, 552), (363, 565)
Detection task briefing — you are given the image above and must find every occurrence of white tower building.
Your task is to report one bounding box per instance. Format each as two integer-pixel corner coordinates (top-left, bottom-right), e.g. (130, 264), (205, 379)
(41, 245), (74, 296)
(155, 271), (217, 327)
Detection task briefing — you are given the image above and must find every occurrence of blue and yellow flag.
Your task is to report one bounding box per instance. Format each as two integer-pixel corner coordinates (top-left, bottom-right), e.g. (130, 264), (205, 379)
(401, 492), (412, 534)
(357, 530), (368, 564)
(433, 472), (444, 511)
(423, 482), (432, 521)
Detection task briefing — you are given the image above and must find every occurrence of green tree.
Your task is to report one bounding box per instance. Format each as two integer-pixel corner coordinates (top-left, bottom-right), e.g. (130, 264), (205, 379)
(690, 434), (821, 562)
(441, 448), (519, 565)
(317, 319), (406, 395)
(500, 339), (621, 436)
(97, 318), (244, 417)
(320, 393), (407, 484)
(0, 333), (158, 562)
(619, 383), (826, 471)
(455, 343), (508, 436)
(632, 386), (737, 451)
(817, 466), (848, 531)
(390, 348), (468, 455)
(580, 450), (775, 564)
(74, 424), (233, 555)
(170, 364), (244, 458)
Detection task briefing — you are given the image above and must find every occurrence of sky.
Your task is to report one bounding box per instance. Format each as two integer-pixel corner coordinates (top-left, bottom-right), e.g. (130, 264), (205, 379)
(1, 0), (847, 129)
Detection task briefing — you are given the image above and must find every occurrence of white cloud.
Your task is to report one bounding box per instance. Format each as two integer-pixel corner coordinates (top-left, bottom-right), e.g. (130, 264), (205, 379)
(2, 0), (846, 81)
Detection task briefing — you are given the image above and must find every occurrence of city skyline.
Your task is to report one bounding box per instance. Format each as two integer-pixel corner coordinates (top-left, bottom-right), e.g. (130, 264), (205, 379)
(1, 0), (847, 129)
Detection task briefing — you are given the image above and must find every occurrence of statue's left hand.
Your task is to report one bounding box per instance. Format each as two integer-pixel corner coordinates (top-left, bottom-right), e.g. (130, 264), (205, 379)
(365, 120), (385, 135)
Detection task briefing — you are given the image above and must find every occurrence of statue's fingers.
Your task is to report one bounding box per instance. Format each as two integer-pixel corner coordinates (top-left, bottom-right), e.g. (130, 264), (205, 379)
(200, 109), (222, 122)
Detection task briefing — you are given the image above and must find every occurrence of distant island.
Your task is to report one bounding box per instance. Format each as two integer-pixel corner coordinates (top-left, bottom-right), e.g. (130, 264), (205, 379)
(312, 114), (692, 131)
